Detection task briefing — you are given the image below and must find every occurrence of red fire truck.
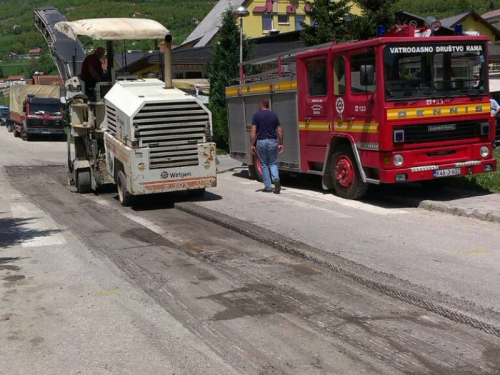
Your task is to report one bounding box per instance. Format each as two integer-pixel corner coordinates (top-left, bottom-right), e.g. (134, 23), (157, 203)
(226, 26), (496, 199)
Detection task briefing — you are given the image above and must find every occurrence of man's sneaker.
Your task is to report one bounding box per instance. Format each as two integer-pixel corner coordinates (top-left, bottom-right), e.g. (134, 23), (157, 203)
(263, 188), (272, 193)
(273, 179), (281, 194)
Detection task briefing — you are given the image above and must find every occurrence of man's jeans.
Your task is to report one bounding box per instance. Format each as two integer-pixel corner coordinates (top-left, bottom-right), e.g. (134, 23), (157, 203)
(256, 139), (279, 190)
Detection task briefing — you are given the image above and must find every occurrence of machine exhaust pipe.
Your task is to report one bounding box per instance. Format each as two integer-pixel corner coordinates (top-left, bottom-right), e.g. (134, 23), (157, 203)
(164, 34), (173, 89)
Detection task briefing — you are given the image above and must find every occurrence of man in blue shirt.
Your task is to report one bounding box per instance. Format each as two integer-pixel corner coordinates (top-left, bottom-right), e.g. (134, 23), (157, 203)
(250, 99), (284, 193)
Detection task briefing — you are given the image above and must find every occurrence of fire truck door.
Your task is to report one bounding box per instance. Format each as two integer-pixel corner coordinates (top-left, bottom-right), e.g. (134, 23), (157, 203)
(304, 57), (330, 147)
(342, 52), (377, 141)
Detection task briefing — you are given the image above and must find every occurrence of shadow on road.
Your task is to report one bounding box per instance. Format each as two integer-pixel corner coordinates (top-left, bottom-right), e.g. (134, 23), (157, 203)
(0, 257), (22, 265)
(0, 216), (62, 248)
(130, 191), (223, 212)
(231, 169), (491, 209)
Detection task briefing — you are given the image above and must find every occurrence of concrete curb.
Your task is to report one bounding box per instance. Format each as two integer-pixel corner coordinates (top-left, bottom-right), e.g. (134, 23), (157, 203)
(177, 202), (500, 339)
(373, 189), (500, 224)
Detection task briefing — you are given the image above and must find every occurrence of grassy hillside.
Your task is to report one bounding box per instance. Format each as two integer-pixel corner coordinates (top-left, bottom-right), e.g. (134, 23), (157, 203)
(0, 0), (216, 76)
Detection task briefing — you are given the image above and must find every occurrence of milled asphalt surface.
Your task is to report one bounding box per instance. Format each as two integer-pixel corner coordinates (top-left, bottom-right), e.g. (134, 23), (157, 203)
(207, 157), (500, 318)
(2, 126), (500, 373)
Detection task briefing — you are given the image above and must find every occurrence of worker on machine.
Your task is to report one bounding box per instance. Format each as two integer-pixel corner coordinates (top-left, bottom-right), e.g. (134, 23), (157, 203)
(81, 47), (107, 96)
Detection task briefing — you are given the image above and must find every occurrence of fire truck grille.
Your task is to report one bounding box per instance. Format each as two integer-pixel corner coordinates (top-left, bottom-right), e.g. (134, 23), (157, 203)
(133, 101), (208, 169)
(395, 121), (482, 144)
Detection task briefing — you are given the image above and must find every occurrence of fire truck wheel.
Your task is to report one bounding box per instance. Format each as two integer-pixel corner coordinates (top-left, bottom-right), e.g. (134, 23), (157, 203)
(248, 151), (263, 182)
(76, 169), (92, 194)
(117, 170), (133, 207)
(331, 145), (368, 200)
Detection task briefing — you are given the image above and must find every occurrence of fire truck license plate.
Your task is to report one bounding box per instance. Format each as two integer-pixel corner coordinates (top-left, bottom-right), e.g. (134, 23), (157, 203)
(433, 168), (461, 178)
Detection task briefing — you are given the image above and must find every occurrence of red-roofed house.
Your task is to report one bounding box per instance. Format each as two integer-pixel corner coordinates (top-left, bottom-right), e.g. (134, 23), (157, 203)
(29, 47), (42, 58)
(6, 75), (26, 83)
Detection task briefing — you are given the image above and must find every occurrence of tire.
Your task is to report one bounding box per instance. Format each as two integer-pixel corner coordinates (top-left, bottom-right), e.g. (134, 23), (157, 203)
(76, 169), (92, 194)
(14, 128), (20, 138)
(331, 145), (368, 200)
(21, 129), (31, 142)
(248, 150), (263, 182)
(116, 170), (133, 206)
(7, 124), (13, 133)
(188, 188), (205, 198)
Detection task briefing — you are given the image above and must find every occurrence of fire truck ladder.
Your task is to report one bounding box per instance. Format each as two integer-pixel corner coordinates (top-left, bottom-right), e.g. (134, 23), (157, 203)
(34, 6), (86, 81)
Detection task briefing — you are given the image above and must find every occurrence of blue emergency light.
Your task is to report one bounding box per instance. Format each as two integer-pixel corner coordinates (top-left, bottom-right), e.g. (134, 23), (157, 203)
(377, 25), (386, 37)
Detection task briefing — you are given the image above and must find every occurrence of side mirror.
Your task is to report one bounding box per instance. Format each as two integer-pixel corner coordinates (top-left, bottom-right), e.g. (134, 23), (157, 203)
(22, 104), (26, 112)
(360, 65), (375, 87)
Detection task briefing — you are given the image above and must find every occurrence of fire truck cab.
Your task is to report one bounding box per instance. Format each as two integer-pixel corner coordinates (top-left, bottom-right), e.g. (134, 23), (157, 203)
(226, 26), (496, 199)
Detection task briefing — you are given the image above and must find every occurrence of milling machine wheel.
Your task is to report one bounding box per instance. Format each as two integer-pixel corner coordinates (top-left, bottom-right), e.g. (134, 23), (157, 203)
(117, 170), (133, 207)
(76, 169), (92, 194)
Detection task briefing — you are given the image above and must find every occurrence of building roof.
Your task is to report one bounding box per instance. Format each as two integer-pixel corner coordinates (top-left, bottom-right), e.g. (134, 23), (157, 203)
(440, 12), (470, 28)
(490, 42), (500, 62)
(6, 75), (25, 81)
(29, 47), (42, 53)
(33, 75), (63, 86)
(181, 0), (245, 48)
(441, 10), (500, 40)
(114, 51), (150, 69)
(482, 9), (500, 20)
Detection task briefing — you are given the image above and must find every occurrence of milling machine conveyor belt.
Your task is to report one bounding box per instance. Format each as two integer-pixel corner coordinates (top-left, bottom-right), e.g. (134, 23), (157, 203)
(34, 6), (86, 81)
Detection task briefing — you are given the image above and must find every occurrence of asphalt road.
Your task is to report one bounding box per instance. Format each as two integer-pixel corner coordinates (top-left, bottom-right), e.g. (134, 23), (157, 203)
(207, 163), (500, 318)
(1, 126), (500, 374)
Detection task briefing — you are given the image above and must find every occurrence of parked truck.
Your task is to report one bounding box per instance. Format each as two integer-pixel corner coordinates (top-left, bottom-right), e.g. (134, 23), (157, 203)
(51, 17), (216, 205)
(9, 84), (63, 141)
(226, 24), (497, 199)
(0, 105), (9, 125)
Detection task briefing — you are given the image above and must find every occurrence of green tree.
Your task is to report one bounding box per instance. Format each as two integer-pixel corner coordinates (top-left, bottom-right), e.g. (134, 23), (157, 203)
(0, 66), (4, 78)
(354, 0), (395, 40)
(206, 9), (252, 150)
(38, 54), (57, 75)
(300, 0), (353, 46)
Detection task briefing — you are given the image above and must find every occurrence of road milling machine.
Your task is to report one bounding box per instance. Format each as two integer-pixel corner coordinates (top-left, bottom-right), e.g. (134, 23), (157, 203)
(53, 18), (216, 205)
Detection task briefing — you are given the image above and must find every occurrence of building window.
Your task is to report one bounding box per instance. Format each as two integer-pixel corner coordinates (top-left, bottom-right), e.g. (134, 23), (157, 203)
(262, 14), (273, 32)
(278, 14), (289, 25)
(307, 59), (328, 97)
(295, 15), (305, 30)
(350, 53), (376, 94)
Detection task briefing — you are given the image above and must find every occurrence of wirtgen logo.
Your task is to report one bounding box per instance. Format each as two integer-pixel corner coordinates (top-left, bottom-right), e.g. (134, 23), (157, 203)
(161, 170), (192, 179)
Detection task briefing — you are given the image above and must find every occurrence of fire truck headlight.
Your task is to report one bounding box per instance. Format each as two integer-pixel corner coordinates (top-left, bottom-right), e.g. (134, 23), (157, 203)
(393, 154), (404, 167)
(480, 146), (489, 158)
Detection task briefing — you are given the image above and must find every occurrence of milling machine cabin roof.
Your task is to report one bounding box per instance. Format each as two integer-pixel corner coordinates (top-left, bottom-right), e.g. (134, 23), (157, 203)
(54, 18), (170, 41)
